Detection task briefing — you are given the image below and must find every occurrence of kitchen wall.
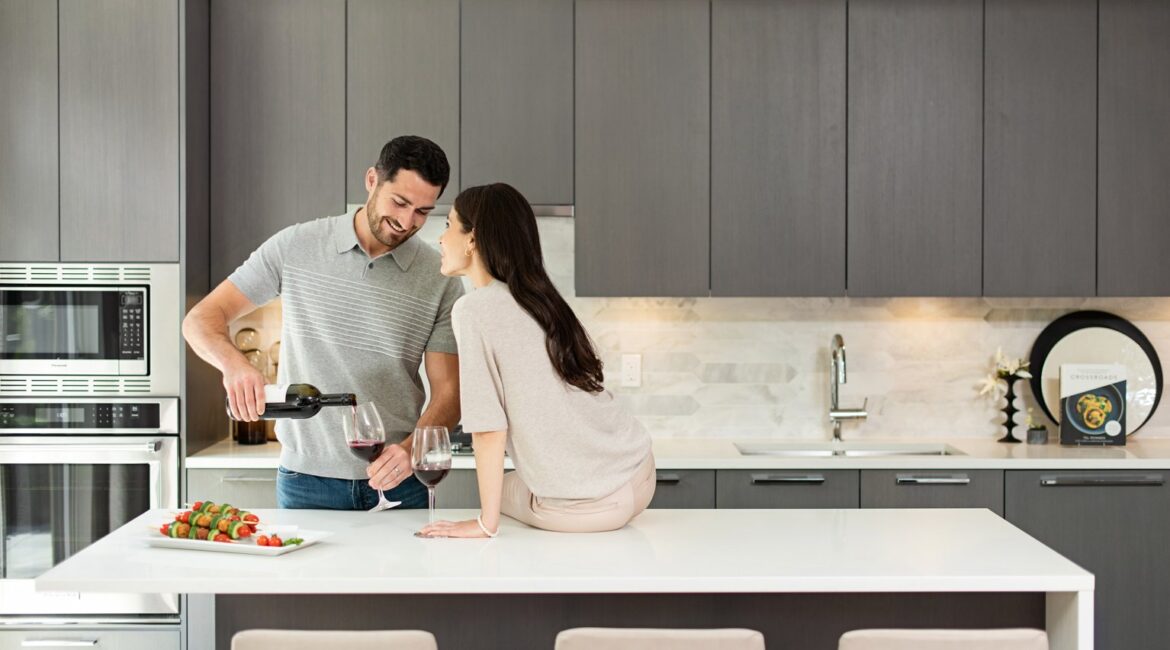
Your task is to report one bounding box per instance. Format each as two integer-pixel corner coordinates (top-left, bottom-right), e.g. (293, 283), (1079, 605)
(232, 215), (1170, 441)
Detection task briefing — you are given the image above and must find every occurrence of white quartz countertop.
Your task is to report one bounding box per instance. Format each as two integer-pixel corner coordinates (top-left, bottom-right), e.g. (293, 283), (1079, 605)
(37, 507), (1091, 595)
(186, 435), (1170, 470)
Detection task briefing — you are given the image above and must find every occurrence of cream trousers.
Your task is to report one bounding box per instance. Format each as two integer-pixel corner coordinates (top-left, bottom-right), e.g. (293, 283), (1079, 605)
(500, 454), (656, 533)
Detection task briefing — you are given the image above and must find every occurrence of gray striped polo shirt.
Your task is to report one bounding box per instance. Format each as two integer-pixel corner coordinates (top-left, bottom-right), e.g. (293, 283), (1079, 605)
(229, 207), (464, 479)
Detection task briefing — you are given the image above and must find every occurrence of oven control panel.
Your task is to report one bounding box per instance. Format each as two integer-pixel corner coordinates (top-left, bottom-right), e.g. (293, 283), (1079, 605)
(0, 398), (178, 433)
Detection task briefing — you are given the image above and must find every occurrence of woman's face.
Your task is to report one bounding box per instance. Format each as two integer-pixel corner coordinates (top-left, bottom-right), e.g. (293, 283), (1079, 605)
(438, 208), (474, 277)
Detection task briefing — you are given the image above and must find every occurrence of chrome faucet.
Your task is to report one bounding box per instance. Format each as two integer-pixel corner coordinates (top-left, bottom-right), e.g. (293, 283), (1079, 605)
(829, 334), (867, 442)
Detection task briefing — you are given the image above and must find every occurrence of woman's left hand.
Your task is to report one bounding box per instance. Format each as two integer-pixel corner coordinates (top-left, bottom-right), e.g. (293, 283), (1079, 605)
(417, 519), (490, 538)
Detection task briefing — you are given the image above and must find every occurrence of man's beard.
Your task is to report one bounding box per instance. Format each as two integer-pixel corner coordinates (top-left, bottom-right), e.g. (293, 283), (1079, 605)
(365, 199), (412, 249)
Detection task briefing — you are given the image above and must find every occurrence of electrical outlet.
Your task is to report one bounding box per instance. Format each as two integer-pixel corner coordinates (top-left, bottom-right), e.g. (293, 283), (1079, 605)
(620, 354), (642, 388)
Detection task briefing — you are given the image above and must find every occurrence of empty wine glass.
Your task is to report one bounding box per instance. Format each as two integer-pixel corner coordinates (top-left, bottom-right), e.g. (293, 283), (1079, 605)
(342, 403), (399, 512)
(411, 425), (452, 537)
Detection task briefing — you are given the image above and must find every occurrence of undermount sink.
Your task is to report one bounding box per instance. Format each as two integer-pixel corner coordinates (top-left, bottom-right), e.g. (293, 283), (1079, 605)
(734, 442), (964, 457)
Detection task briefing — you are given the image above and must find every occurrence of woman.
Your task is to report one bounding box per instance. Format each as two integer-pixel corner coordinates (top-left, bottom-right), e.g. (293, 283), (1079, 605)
(418, 183), (654, 537)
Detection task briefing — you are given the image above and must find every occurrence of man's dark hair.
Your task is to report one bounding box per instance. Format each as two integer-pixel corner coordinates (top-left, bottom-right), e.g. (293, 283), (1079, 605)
(374, 135), (451, 194)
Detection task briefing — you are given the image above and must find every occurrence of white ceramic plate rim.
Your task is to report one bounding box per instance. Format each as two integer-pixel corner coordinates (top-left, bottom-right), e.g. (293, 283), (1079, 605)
(146, 529), (332, 556)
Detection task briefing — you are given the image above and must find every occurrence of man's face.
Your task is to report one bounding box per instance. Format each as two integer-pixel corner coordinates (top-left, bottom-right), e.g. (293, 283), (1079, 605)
(364, 168), (441, 250)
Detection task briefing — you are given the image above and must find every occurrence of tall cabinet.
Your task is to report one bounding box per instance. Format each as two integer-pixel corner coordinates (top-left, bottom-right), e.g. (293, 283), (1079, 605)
(0, 0), (58, 261)
(574, 0), (710, 297)
(210, 0), (345, 283)
(710, 0), (846, 297)
(847, 0), (983, 296)
(346, 0), (459, 205)
(1098, 0), (1170, 296)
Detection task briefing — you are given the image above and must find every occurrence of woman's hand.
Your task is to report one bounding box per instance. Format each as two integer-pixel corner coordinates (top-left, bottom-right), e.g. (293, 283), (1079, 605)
(417, 519), (492, 538)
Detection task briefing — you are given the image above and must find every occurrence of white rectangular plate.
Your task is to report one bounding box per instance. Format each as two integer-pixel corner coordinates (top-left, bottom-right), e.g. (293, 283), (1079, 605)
(145, 529), (332, 556)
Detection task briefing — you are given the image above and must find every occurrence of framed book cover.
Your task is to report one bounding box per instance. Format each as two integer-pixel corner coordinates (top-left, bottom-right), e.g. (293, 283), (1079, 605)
(1060, 364), (1126, 446)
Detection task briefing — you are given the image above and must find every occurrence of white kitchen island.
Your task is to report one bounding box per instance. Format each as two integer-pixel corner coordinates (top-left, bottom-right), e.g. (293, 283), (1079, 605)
(37, 508), (1093, 650)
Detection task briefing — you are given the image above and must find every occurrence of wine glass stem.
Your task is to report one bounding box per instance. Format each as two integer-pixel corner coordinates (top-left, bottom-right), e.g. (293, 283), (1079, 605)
(428, 487), (436, 525)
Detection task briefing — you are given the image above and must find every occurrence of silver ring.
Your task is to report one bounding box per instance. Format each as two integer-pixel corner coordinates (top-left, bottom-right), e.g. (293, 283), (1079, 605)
(393, 466), (400, 475)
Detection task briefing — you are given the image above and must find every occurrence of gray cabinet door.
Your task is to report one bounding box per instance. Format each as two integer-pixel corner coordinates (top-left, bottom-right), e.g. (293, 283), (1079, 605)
(59, 0), (179, 262)
(210, 0), (345, 284)
(575, 0), (709, 297)
(0, 630), (179, 650)
(716, 470), (859, 509)
(186, 468), (278, 509)
(434, 468), (482, 510)
(1005, 471), (1170, 650)
(649, 470), (716, 509)
(1098, 0), (1170, 296)
(847, 0), (982, 296)
(347, 0), (459, 205)
(984, 0), (1096, 297)
(861, 470), (1003, 516)
(711, 0), (846, 297)
(0, 0), (58, 261)
(461, 0), (572, 204)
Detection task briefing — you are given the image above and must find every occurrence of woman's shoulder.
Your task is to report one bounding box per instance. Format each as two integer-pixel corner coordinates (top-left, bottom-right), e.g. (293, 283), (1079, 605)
(452, 282), (510, 324)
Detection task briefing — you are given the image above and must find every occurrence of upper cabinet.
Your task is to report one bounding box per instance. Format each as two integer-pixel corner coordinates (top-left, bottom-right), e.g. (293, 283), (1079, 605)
(210, 0), (345, 284)
(0, 0), (58, 261)
(847, 0), (983, 296)
(984, 0), (1096, 297)
(461, 0), (573, 204)
(59, 0), (179, 262)
(710, 0), (846, 297)
(1098, 0), (1170, 296)
(575, 0), (710, 297)
(347, 0), (459, 205)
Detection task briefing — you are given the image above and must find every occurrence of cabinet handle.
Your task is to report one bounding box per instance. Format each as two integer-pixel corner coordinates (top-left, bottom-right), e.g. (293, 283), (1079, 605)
(656, 473), (681, 484)
(750, 474), (825, 485)
(896, 474), (970, 485)
(22, 641), (99, 648)
(1040, 474), (1164, 487)
(221, 476), (277, 483)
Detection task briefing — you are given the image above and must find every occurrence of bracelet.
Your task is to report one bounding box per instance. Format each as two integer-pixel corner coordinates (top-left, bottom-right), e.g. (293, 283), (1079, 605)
(476, 514), (499, 538)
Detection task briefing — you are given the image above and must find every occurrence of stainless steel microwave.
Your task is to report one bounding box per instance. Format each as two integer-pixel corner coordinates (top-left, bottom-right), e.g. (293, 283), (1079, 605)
(0, 264), (180, 395)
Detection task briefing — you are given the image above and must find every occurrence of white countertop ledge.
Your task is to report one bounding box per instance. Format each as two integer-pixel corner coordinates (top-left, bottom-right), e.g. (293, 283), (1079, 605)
(37, 508), (1092, 595)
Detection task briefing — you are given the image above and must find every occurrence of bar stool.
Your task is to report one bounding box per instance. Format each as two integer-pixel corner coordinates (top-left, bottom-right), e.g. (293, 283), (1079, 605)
(232, 629), (438, 650)
(838, 628), (1048, 650)
(555, 627), (766, 649)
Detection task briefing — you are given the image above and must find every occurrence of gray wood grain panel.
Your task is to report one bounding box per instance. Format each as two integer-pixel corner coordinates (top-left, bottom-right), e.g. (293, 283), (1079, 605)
(347, 0), (459, 204)
(1006, 470), (1170, 649)
(716, 469), (859, 508)
(861, 470), (1003, 516)
(984, 0), (1096, 297)
(1098, 0), (1170, 296)
(461, 0), (572, 204)
(0, 0), (58, 261)
(648, 470), (716, 509)
(434, 468), (482, 509)
(210, 0), (345, 283)
(59, 0), (179, 262)
(847, 0), (983, 296)
(711, 0), (846, 296)
(575, 0), (709, 297)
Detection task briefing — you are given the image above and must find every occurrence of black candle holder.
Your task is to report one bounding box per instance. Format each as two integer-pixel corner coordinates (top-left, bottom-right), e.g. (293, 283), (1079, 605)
(998, 374), (1023, 444)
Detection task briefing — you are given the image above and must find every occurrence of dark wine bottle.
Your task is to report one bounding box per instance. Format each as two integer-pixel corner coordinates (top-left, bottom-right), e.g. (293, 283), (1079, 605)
(225, 383), (357, 420)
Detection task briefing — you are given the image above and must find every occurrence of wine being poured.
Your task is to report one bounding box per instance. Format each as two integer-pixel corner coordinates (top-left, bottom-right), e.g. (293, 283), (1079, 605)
(225, 383), (357, 420)
(342, 402), (399, 513)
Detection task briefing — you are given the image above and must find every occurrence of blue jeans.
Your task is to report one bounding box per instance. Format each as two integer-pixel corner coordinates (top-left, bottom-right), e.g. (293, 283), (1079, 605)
(276, 466), (427, 510)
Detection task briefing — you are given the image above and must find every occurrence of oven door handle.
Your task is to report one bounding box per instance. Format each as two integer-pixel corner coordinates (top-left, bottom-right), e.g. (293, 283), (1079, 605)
(0, 439), (169, 507)
(21, 641), (99, 648)
(0, 441), (161, 454)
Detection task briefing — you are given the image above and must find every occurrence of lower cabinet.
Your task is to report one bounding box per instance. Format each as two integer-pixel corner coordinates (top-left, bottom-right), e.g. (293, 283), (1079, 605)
(1005, 470), (1170, 650)
(0, 629), (179, 650)
(860, 470), (1004, 515)
(435, 469), (482, 509)
(649, 470), (716, 509)
(187, 468), (278, 509)
(716, 470), (859, 508)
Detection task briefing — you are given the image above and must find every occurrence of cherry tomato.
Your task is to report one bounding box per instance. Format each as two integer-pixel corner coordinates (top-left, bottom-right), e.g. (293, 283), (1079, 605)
(269, 534), (282, 547)
(236, 526), (252, 538)
(243, 513), (259, 524)
(159, 524), (170, 535)
(256, 535), (270, 547)
(192, 501), (203, 511)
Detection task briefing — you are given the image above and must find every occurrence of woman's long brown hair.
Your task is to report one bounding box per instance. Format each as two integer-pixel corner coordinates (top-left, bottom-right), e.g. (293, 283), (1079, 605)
(454, 183), (605, 393)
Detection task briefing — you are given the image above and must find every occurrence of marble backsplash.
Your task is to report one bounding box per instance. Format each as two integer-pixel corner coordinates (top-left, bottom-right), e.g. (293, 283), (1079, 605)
(232, 216), (1170, 441)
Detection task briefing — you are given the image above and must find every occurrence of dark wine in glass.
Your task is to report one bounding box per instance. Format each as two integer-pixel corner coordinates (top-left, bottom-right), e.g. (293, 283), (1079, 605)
(411, 425), (452, 536)
(413, 465), (449, 488)
(347, 440), (386, 463)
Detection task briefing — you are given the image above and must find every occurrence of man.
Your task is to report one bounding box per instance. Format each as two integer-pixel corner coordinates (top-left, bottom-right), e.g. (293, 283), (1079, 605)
(183, 136), (463, 509)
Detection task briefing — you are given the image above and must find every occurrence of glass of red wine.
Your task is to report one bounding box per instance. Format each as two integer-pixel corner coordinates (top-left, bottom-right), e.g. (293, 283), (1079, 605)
(343, 403), (398, 512)
(411, 425), (451, 537)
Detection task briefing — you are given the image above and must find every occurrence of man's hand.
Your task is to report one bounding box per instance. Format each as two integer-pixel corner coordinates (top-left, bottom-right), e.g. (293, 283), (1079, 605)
(367, 443), (412, 490)
(223, 358), (267, 421)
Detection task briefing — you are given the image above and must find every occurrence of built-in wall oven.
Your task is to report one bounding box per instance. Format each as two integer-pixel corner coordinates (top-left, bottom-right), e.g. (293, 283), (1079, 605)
(0, 397), (180, 622)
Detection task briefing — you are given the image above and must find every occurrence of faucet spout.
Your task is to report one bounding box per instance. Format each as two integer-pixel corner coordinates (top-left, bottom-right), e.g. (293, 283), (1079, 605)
(828, 334), (866, 442)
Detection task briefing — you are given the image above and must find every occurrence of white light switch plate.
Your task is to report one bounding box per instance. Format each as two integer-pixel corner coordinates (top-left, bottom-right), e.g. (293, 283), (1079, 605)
(620, 354), (642, 388)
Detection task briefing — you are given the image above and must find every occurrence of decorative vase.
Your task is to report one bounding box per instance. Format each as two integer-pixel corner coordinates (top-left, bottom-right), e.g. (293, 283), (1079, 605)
(998, 374), (1022, 443)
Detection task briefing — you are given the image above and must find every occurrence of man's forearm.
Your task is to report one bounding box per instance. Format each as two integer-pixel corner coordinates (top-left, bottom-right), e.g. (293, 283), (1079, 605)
(182, 306), (246, 373)
(415, 388), (460, 430)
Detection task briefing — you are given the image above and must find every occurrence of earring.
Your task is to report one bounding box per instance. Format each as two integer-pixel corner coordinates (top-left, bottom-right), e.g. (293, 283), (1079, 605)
(464, 248), (472, 257)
